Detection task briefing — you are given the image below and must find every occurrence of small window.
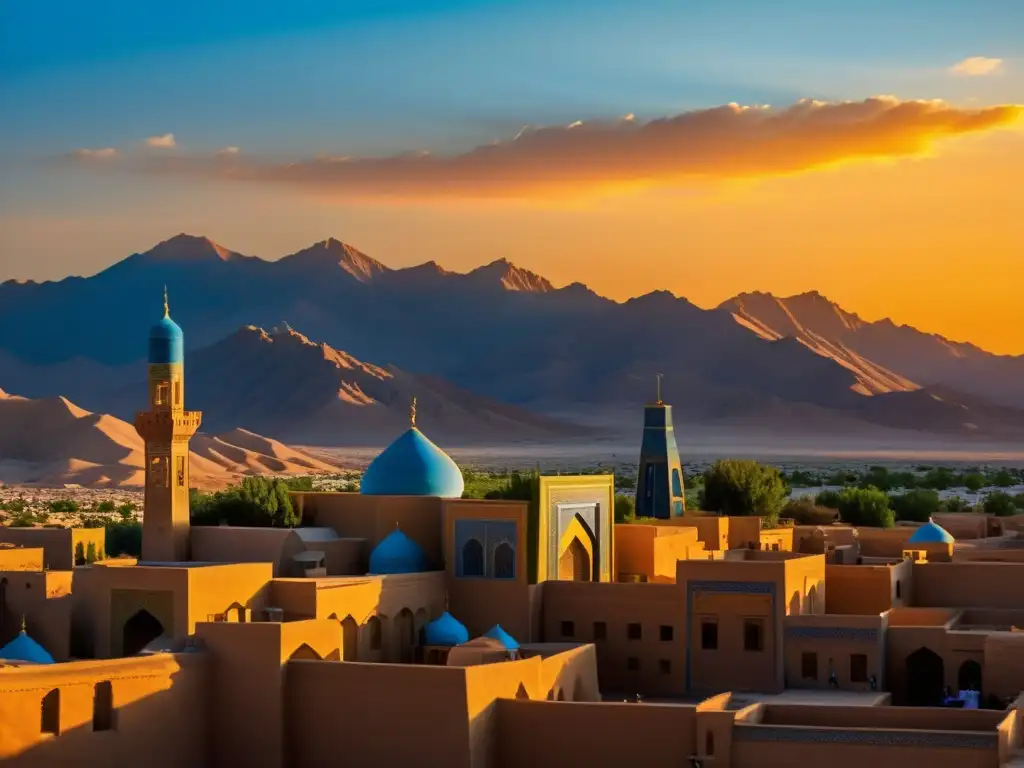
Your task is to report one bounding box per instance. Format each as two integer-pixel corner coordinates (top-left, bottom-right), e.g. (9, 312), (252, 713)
(895, 580), (902, 600)
(851, 653), (868, 683)
(701, 621), (718, 650)
(743, 620), (764, 652)
(41, 689), (60, 735)
(705, 731), (715, 757)
(561, 621), (575, 638)
(772, 543), (780, 551)
(154, 382), (169, 406)
(627, 656), (640, 671)
(627, 623), (642, 640)
(176, 456), (185, 488)
(659, 625), (674, 642)
(593, 621), (607, 641)
(658, 659), (672, 674)
(801, 652), (818, 680)
(92, 681), (114, 731)
(173, 381), (181, 405)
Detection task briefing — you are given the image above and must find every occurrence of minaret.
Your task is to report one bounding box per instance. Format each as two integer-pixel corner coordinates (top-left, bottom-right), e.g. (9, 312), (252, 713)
(634, 374), (686, 519)
(134, 288), (201, 561)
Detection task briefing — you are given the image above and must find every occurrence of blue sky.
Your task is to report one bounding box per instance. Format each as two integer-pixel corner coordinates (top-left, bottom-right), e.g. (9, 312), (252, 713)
(0, 0), (1021, 293)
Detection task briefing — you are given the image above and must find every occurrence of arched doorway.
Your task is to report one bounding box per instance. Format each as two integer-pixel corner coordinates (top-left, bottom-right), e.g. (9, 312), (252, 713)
(906, 647), (944, 706)
(396, 608), (415, 662)
(341, 616), (358, 661)
(958, 659), (982, 692)
(559, 538), (591, 582)
(122, 610), (164, 657)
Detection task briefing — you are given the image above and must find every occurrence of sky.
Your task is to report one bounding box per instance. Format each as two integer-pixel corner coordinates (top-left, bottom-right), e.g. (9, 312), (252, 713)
(1, 0), (1023, 353)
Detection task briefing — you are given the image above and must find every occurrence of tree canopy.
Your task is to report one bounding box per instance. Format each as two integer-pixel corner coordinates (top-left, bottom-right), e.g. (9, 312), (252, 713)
(837, 487), (894, 528)
(190, 476), (300, 528)
(701, 459), (788, 524)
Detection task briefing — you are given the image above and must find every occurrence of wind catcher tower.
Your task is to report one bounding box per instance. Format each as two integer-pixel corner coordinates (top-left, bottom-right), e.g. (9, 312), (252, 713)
(134, 288), (201, 561)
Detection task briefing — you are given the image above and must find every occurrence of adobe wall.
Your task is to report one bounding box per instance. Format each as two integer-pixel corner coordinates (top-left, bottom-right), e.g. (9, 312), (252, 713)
(190, 526), (296, 575)
(783, 613), (887, 690)
(667, 515), (729, 551)
(914, 563), (1024, 609)
(825, 559), (910, 615)
(856, 527), (915, 558)
(760, 527), (794, 552)
(293, 492), (444, 569)
(448, 577), (534, 642)
(982, 633), (1024, 700)
(1, 570), (73, 659)
(0, 653), (209, 767)
(727, 516), (762, 550)
(932, 513), (990, 540)
(541, 580), (686, 696)
(0, 529), (73, 570)
(0, 547), (44, 572)
(731, 724), (998, 768)
(186, 562), (273, 625)
(495, 699), (697, 768)
(286, 661), (473, 768)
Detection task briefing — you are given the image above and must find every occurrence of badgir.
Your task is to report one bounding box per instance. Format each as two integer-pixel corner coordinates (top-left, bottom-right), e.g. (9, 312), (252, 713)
(3, 296), (1024, 767)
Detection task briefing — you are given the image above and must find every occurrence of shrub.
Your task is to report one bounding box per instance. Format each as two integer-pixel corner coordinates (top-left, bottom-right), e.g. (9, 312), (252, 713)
(984, 491), (1017, 518)
(614, 494), (635, 524)
(890, 489), (940, 523)
(701, 459), (788, 525)
(814, 489), (842, 509)
(942, 495), (971, 512)
(837, 487), (894, 528)
(47, 498), (79, 514)
(74, 541), (86, 566)
(782, 498), (838, 526)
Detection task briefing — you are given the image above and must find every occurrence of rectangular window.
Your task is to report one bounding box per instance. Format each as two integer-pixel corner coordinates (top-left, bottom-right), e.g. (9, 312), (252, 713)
(173, 381), (181, 405)
(659, 659), (672, 675)
(154, 381), (169, 406)
(801, 652), (818, 680)
(176, 456), (185, 488)
(701, 621), (718, 650)
(627, 623), (642, 640)
(560, 621), (575, 638)
(850, 654), (868, 683)
(743, 619), (764, 652)
(659, 625), (674, 642)
(627, 656), (640, 671)
(593, 621), (607, 641)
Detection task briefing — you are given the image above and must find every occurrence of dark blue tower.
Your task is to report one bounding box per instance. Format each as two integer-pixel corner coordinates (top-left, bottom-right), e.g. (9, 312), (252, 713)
(635, 375), (686, 519)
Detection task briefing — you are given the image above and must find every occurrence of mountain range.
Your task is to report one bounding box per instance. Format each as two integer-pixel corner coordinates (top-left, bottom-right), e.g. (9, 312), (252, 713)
(0, 233), (1022, 444)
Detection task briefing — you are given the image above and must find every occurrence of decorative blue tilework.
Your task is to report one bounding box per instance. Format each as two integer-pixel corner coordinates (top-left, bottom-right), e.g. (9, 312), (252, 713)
(786, 626), (880, 642)
(734, 725), (996, 749)
(454, 519), (517, 579)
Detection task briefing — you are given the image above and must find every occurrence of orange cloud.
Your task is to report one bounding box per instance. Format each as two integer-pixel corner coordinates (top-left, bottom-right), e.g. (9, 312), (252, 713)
(69, 97), (1023, 200)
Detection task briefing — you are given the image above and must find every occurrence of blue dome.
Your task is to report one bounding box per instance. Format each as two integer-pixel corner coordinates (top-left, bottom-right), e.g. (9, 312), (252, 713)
(483, 624), (519, 651)
(149, 312), (184, 365)
(360, 427), (464, 498)
(908, 519), (955, 545)
(423, 612), (470, 647)
(0, 630), (55, 664)
(368, 528), (427, 574)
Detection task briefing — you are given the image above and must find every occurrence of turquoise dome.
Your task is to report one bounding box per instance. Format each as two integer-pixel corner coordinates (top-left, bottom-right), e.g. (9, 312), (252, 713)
(908, 519), (955, 545)
(483, 624), (520, 651)
(423, 612), (470, 647)
(360, 427), (464, 498)
(149, 291), (184, 365)
(0, 630), (55, 664)
(368, 528), (427, 574)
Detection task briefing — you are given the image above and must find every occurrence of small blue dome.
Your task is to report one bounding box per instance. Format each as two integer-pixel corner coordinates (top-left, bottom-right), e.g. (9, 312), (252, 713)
(0, 630), (55, 664)
(908, 519), (955, 545)
(360, 427), (464, 498)
(368, 528), (427, 574)
(483, 624), (519, 651)
(423, 612), (470, 647)
(149, 311), (184, 365)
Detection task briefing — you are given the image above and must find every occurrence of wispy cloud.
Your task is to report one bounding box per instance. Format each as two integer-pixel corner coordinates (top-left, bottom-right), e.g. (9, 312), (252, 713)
(950, 57), (1005, 76)
(145, 133), (177, 148)
(215, 146), (241, 156)
(64, 97), (1023, 200)
(71, 147), (118, 160)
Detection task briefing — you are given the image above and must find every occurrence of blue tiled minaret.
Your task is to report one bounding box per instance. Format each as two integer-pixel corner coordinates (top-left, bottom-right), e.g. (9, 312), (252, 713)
(634, 375), (686, 519)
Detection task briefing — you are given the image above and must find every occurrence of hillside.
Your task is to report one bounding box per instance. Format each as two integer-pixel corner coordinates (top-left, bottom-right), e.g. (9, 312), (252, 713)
(720, 291), (1024, 408)
(0, 390), (340, 489)
(1, 233), (1023, 440)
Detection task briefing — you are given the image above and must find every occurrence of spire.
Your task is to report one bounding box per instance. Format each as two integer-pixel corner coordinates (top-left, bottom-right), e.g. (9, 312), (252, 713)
(410, 396), (417, 427)
(20, 615), (26, 633)
(655, 373), (663, 405)
(163, 285), (170, 317)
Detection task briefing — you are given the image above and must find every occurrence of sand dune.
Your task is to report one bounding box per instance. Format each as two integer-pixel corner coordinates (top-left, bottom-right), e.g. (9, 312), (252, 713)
(0, 391), (341, 489)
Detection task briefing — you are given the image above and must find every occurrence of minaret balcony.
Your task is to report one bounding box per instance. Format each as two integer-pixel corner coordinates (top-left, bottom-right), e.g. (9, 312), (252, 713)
(134, 410), (202, 440)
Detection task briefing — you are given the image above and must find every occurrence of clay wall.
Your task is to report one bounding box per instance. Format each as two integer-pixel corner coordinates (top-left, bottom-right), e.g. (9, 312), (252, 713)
(825, 559), (911, 615)
(783, 613), (887, 690)
(914, 563), (1024, 609)
(0, 547), (44, 572)
(0, 652), (208, 767)
(0, 528), (104, 571)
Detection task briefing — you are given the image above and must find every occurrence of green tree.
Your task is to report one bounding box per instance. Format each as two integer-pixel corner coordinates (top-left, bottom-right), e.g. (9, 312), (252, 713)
(837, 487), (894, 528)
(191, 476), (300, 528)
(814, 489), (842, 509)
(47, 498), (79, 514)
(963, 473), (986, 493)
(890, 489), (940, 523)
(614, 494), (635, 524)
(74, 541), (86, 566)
(782, 497), (838, 526)
(85, 542), (98, 563)
(95, 500), (116, 514)
(922, 467), (956, 491)
(942, 495), (971, 512)
(701, 459), (788, 525)
(991, 469), (1015, 488)
(984, 491), (1017, 517)
(117, 502), (136, 521)
(1013, 493), (1024, 511)
(284, 476), (314, 492)
(105, 521), (142, 558)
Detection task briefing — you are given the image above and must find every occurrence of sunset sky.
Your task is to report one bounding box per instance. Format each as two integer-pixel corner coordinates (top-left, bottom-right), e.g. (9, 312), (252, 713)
(1, 0), (1022, 353)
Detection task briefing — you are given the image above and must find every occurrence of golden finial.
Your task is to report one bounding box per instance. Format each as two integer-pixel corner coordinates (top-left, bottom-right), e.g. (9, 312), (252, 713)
(655, 373), (663, 405)
(20, 615), (26, 633)
(163, 285), (170, 317)
(410, 396), (417, 427)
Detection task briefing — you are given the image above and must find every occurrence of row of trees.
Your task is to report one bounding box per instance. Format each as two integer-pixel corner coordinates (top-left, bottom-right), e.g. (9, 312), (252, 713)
(784, 465), (1022, 493)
